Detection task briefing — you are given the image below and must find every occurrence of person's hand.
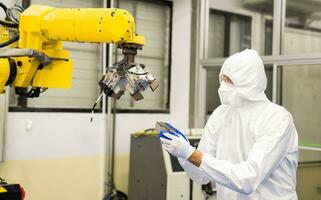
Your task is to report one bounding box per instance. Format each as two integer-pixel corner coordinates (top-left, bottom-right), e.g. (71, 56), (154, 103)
(165, 123), (188, 140)
(159, 123), (195, 159)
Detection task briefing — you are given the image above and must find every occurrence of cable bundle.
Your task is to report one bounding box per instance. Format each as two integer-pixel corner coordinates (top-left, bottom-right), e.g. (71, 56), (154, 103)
(0, 3), (24, 47)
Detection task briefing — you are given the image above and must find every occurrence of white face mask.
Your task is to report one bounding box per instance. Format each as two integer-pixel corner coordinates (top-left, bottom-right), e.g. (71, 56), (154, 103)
(218, 81), (236, 106)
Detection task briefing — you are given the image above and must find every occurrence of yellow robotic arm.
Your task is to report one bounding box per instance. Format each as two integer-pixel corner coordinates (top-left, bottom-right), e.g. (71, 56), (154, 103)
(0, 4), (158, 100)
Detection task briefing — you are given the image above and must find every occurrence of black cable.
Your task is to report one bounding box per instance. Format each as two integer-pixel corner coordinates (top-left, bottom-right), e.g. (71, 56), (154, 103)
(0, 2), (8, 13)
(6, 4), (24, 24)
(90, 93), (104, 122)
(0, 19), (18, 28)
(0, 34), (19, 48)
(103, 190), (127, 200)
(0, 3), (23, 27)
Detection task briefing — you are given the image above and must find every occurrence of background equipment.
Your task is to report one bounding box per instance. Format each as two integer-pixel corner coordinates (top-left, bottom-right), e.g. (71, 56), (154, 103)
(128, 133), (217, 200)
(0, 178), (25, 200)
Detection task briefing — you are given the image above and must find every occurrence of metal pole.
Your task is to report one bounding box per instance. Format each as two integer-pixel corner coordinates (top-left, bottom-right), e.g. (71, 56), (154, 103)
(100, 0), (115, 197)
(105, 0), (121, 197)
(109, 0), (120, 189)
(194, 0), (209, 127)
(101, 0), (108, 196)
(272, 0), (283, 103)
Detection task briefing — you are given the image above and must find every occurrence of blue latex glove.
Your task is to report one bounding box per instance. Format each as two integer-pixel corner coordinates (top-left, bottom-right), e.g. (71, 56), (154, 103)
(165, 123), (188, 141)
(159, 123), (188, 141)
(159, 123), (195, 159)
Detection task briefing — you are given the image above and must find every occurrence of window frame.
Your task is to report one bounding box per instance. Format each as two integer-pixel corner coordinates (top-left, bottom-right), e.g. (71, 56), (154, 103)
(209, 9), (252, 57)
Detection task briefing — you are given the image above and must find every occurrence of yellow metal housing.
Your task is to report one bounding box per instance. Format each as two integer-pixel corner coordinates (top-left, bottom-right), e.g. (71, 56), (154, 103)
(40, 7), (145, 45)
(0, 4), (145, 92)
(9, 4), (145, 90)
(11, 57), (38, 87)
(0, 58), (10, 93)
(32, 59), (73, 88)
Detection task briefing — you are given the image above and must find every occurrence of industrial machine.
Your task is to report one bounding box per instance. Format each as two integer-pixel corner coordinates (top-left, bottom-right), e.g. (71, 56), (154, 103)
(128, 133), (217, 200)
(0, 3), (158, 100)
(0, 178), (25, 200)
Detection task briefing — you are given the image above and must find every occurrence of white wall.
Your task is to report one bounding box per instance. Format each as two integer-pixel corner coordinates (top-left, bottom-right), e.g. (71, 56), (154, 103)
(5, 113), (105, 160)
(1, 0), (192, 198)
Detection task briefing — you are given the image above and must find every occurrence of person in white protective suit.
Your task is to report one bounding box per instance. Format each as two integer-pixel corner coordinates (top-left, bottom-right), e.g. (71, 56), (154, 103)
(159, 49), (299, 200)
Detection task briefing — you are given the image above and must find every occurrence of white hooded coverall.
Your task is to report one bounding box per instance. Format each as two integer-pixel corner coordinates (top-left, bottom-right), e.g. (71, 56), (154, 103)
(179, 49), (298, 200)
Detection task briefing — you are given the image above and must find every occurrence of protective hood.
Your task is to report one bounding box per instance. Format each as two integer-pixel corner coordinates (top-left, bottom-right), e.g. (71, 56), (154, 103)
(219, 49), (268, 105)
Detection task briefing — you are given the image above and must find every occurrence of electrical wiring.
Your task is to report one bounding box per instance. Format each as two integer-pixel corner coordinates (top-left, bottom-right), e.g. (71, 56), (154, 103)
(0, 2), (17, 27)
(0, 3), (23, 47)
(6, 4), (24, 24)
(0, 2), (8, 13)
(0, 34), (19, 48)
(0, 19), (18, 28)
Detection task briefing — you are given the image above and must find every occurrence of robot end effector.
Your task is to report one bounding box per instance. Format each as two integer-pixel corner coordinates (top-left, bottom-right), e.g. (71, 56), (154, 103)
(0, 4), (159, 100)
(99, 43), (159, 101)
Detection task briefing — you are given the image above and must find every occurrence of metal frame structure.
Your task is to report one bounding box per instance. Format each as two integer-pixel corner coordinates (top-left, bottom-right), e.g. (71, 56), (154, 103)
(193, 0), (321, 152)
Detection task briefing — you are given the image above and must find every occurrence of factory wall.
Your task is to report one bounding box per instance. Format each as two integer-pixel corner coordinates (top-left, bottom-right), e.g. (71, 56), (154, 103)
(0, 113), (106, 200)
(0, 0), (191, 200)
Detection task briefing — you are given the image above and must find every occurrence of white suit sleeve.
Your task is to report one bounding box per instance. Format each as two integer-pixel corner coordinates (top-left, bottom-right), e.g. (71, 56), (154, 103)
(199, 112), (295, 195)
(178, 111), (219, 185)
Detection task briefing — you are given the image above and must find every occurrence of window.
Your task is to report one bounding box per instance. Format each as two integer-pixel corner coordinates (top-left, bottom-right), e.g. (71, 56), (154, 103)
(114, 0), (171, 111)
(281, 64), (321, 151)
(9, 0), (103, 110)
(207, 10), (251, 58)
(283, 0), (321, 55)
(264, 20), (273, 55)
(205, 68), (220, 114)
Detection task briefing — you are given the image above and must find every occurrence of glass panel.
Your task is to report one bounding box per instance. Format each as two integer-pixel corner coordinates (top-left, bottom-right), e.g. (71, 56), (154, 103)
(265, 20), (273, 55)
(207, 0), (273, 58)
(284, 0), (321, 54)
(229, 15), (251, 55)
(206, 68), (221, 114)
(208, 14), (225, 58)
(281, 65), (321, 153)
(265, 65), (273, 101)
(206, 66), (273, 114)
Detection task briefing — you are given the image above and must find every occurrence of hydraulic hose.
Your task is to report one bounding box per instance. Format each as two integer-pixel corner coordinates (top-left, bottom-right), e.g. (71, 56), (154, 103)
(0, 2), (8, 13)
(0, 3), (20, 27)
(0, 34), (19, 48)
(0, 19), (18, 28)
